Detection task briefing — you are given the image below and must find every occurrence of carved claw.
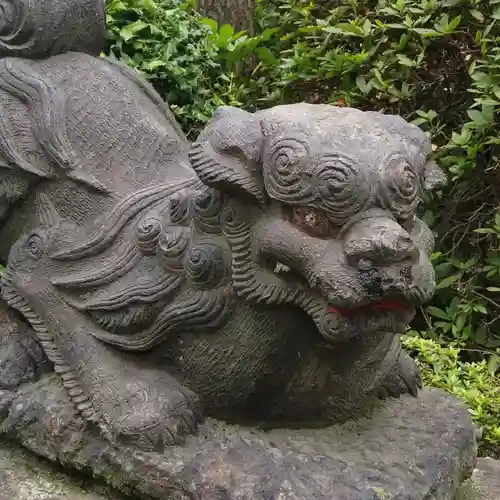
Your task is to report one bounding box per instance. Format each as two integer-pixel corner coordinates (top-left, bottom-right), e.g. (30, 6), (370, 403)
(377, 351), (422, 399)
(102, 383), (203, 452)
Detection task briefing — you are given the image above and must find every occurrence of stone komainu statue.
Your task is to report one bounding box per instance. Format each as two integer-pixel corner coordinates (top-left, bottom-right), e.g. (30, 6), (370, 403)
(0, 0), (447, 451)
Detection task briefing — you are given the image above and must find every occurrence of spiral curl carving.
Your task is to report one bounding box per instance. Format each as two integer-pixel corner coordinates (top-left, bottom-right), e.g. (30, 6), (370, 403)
(315, 309), (354, 343)
(378, 157), (420, 221)
(262, 138), (314, 204)
(186, 243), (227, 289)
(156, 227), (190, 272)
(135, 216), (162, 255)
(220, 205), (250, 239)
(26, 232), (44, 260)
(314, 156), (370, 223)
(168, 189), (194, 225)
(193, 188), (223, 233)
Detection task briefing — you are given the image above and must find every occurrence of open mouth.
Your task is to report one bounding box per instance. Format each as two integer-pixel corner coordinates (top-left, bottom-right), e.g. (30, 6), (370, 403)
(328, 300), (412, 317)
(271, 258), (413, 317)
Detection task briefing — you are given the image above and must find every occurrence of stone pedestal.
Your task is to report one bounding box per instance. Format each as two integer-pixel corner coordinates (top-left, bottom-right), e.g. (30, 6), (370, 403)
(455, 457), (500, 500)
(1, 375), (477, 500)
(0, 443), (125, 500)
(0, 302), (478, 500)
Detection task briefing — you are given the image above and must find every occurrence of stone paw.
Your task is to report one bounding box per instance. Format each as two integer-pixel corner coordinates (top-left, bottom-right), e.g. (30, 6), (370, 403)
(377, 351), (422, 398)
(102, 383), (203, 452)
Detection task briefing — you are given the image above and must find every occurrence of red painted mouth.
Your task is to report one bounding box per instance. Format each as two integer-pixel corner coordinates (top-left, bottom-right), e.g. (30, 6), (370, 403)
(328, 300), (411, 317)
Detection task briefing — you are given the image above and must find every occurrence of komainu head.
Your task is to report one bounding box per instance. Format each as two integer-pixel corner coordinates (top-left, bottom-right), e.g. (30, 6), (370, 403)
(189, 103), (447, 343)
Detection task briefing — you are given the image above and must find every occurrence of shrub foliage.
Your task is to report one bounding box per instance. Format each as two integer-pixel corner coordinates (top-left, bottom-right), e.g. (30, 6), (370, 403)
(404, 334), (500, 457)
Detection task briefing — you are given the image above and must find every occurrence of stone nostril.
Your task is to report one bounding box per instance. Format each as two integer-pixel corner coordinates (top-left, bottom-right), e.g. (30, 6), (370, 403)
(343, 218), (419, 267)
(346, 235), (417, 267)
(396, 234), (418, 257)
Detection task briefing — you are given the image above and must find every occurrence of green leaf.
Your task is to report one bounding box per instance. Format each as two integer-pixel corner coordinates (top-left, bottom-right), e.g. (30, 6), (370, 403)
(325, 23), (365, 37)
(411, 117), (428, 126)
(119, 20), (150, 42)
(487, 287), (500, 292)
(200, 17), (218, 33)
(451, 129), (472, 146)
(412, 28), (443, 37)
(107, 0), (128, 13)
(142, 59), (165, 71)
(427, 306), (451, 321)
(448, 15), (462, 30)
(139, 0), (156, 12)
(396, 54), (416, 67)
(455, 313), (467, 333)
(436, 275), (459, 289)
(219, 24), (235, 42)
(469, 10), (484, 22)
(467, 109), (490, 126)
(256, 47), (278, 66)
(356, 75), (370, 94)
(475, 305), (488, 314)
(495, 213), (500, 227)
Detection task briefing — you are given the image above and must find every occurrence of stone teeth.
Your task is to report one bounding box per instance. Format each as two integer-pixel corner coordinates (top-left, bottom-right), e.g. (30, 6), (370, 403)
(274, 262), (290, 274)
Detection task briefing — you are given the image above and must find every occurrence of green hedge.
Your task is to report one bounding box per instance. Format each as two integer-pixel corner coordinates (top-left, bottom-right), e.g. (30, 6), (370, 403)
(404, 334), (500, 457)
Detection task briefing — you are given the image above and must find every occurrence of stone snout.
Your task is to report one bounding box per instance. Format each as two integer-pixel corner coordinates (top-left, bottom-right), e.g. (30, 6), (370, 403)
(340, 213), (425, 306)
(256, 208), (435, 313)
(343, 212), (418, 268)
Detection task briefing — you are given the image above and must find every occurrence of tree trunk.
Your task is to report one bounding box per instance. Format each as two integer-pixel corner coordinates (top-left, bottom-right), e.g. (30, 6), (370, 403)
(196, 0), (256, 35)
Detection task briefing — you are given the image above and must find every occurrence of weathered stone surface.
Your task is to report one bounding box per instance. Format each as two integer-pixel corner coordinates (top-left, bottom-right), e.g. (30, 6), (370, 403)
(0, 303), (51, 421)
(0, 305), (51, 390)
(0, 372), (477, 500)
(0, 0), (106, 59)
(0, 442), (125, 500)
(455, 458), (500, 500)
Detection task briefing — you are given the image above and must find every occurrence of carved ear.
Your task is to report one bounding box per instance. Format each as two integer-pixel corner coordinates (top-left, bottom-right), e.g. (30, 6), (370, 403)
(189, 106), (266, 204)
(422, 160), (447, 191)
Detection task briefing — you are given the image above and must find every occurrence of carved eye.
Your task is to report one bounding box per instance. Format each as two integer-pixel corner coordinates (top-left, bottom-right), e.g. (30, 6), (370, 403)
(25, 233), (44, 259)
(378, 158), (420, 221)
(393, 163), (417, 196)
(314, 156), (370, 224)
(269, 138), (308, 176)
(289, 206), (337, 239)
(275, 151), (293, 172)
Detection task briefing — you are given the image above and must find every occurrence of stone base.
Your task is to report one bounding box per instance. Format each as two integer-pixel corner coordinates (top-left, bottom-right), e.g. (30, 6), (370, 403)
(455, 457), (500, 500)
(0, 372), (477, 500)
(0, 442), (125, 500)
(0, 301), (479, 500)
